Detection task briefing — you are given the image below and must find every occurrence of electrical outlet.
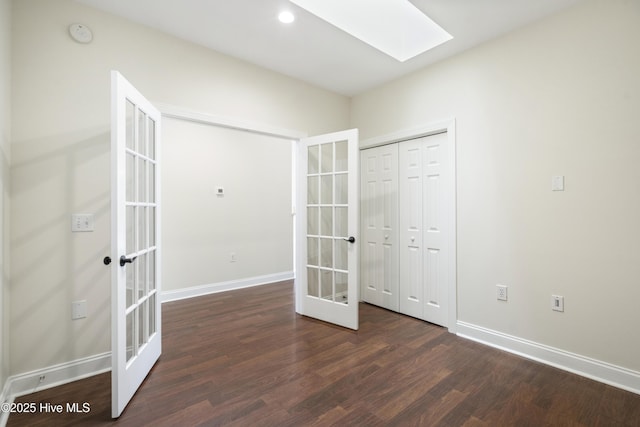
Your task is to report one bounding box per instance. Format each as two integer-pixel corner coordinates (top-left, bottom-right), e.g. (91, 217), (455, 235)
(230, 252), (237, 263)
(496, 285), (508, 301)
(551, 295), (564, 312)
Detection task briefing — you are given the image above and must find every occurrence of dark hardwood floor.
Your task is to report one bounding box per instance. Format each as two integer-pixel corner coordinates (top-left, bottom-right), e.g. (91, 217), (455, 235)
(8, 280), (640, 426)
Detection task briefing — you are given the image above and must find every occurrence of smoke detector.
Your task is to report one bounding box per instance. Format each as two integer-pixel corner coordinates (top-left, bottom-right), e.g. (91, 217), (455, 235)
(69, 23), (93, 44)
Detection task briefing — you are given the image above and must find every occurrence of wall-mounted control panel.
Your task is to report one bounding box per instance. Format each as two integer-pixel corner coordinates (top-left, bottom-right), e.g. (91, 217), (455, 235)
(71, 214), (94, 232)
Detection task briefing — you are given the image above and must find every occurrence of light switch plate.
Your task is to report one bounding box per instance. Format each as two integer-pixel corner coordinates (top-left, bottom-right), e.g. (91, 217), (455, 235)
(71, 214), (94, 232)
(551, 295), (564, 312)
(552, 176), (565, 191)
(72, 300), (87, 320)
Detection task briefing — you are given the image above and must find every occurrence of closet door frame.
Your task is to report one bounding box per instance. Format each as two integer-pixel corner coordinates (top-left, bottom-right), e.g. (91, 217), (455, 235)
(360, 119), (457, 333)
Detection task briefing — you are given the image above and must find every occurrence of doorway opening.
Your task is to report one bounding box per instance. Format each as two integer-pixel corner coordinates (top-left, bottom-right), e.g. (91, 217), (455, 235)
(158, 105), (303, 301)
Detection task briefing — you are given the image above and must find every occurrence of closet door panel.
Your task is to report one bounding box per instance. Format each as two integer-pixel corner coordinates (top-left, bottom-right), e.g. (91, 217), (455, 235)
(399, 140), (423, 318)
(361, 149), (381, 306)
(379, 146), (399, 310)
(422, 133), (448, 326)
(360, 144), (399, 311)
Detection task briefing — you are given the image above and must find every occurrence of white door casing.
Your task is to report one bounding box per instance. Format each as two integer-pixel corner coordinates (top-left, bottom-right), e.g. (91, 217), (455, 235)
(295, 129), (359, 330)
(111, 71), (162, 418)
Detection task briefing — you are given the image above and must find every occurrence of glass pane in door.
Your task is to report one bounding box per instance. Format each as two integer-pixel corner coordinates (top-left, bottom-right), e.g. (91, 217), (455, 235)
(137, 110), (147, 157)
(305, 137), (351, 307)
(307, 267), (319, 297)
(148, 250), (155, 291)
(126, 258), (135, 309)
(149, 294), (156, 335)
(320, 269), (333, 300)
(335, 272), (348, 304)
(148, 118), (156, 160)
(126, 310), (134, 362)
(126, 100), (135, 151)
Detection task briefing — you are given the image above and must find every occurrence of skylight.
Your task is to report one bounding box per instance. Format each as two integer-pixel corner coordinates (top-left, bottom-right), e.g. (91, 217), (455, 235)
(289, 0), (453, 62)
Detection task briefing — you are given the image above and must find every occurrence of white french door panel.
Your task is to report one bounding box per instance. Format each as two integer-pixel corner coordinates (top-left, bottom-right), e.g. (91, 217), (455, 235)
(360, 144), (399, 311)
(296, 129), (359, 330)
(111, 71), (162, 418)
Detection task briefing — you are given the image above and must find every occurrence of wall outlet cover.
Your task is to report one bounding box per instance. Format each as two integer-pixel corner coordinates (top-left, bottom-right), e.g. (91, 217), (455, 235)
(497, 285), (508, 301)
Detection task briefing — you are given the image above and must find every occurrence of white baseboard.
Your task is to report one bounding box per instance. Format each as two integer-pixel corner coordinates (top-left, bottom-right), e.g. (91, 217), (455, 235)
(8, 352), (111, 399)
(160, 271), (294, 303)
(457, 321), (640, 395)
(0, 352), (111, 427)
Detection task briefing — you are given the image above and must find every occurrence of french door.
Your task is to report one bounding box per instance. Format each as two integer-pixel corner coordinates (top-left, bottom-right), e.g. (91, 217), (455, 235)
(110, 71), (161, 418)
(295, 129), (359, 330)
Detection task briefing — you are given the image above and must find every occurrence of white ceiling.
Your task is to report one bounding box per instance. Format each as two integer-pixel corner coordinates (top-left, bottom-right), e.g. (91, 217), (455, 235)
(76, 0), (583, 96)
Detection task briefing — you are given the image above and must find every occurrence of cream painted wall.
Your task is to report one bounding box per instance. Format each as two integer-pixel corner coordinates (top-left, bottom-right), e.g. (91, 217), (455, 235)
(10, 0), (348, 375)
(351, 0), (640, 371)
(0, 0), (11, 394)
(162, 118), (293, 291)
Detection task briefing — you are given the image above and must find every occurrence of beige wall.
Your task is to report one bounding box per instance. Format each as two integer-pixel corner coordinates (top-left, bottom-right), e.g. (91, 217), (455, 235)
(10, 0), (348, 375)
(351, 0), (640, 371)
(0, 0), (11, 394)
(162, 118), (293, 292)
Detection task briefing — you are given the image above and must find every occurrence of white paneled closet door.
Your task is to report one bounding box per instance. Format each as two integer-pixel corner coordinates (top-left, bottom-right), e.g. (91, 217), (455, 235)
(360, 131), (450, 328)
(399, 139), (424, 318)
(360, 144), (399, 311)
(399, 133), (449, 326)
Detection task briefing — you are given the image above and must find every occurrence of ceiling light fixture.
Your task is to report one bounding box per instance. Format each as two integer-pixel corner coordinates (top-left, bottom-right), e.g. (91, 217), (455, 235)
(289, 0), (452, 62)
(278, 11), (295, 24)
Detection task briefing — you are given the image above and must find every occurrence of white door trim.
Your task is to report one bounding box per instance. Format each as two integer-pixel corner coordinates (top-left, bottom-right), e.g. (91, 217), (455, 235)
(153, 103), (307, 296)
(360, 118), (457, 333)
(155, 103), (307, 140)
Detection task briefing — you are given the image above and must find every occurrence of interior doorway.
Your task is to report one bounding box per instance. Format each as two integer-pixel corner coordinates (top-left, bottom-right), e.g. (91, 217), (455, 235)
(161, 116), (297, 296)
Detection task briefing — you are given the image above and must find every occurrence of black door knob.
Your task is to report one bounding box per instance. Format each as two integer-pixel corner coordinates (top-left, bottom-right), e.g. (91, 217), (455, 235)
(343, 236), (356, 243)
(119, 255), (138, 267)
(103, 256), (111, 266)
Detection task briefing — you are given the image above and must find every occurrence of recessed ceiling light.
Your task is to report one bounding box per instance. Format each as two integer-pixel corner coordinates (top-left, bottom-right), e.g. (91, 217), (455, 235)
(290, 0), (452, 62)
(278, 11), (295, 24)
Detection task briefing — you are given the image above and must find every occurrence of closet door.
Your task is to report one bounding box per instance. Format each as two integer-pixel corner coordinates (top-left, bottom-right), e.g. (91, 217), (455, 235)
(399, 133), (449, 326)
(399, 139), (424, 318)
(421, 133), (448, 326)
(360, 144), (399, 311)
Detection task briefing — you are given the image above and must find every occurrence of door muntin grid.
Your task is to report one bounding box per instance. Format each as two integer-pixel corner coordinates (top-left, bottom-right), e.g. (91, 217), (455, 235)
(124, 101), (158, 364)
(306, 140), (349, 304)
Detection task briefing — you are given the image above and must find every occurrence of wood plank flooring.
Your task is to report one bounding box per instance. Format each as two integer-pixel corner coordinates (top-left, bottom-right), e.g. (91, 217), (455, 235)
(8, 280), (640, 426)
